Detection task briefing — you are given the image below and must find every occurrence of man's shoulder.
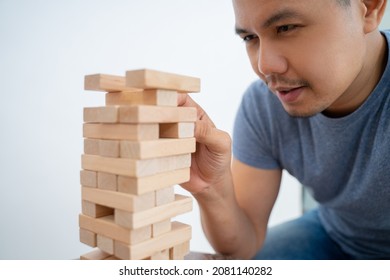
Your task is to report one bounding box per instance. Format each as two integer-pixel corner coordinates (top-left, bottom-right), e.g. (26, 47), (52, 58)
(381, 29), (390, 37)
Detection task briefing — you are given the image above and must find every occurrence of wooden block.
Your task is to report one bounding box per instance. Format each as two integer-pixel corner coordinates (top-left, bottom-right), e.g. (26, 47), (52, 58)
(155, 186), (175, 206)
(82, 200), (113, 218)
(79, 214), (152, 244)
(84, 74), (140, 92)
(85, 138), (132, 160)
(120, 138), (195, 159)
(82, 154), (191, 177)
(79, 249), (119, 260)
(119, 106), (196, 123)
(150, 249), (170, 260)
(83, 106), (118, 123)
(104, 255), (120, 260)
(106, 90), (178, 107)
(117, 168), (190, 195)
(115, 194), (192, 229)
(82, 187), (154, 212)
(105, 91), (144, 106)
(152, 219), (171, 237)
(80, 170), (97, 188)
(79, 228), (97, 247)
(99, 140), (120, 158)
(143, 89), (178, 106)
(114, 222), (191, 260)
(160, 123), (195, 138)
(82, 155), (136, 177)
(170, 241), (190, 260)
(84, 138), (99, 155)
(97, 172), (117, 191)
(83, 123), (159, 141)
(126, 69), (200, 93)
(80, 248), (111, 260)
(97, 235), (114, 254)
(84, 106), (196, 124)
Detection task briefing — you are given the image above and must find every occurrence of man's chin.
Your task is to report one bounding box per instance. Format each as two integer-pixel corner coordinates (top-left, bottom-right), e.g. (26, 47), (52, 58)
(283, 106), (319, 118)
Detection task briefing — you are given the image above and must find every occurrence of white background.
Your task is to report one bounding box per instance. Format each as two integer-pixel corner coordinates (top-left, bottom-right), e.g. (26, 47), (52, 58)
(0, 0), (388, 259)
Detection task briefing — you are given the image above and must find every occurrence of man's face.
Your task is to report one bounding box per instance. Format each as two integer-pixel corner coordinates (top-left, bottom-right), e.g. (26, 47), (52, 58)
(233, 0), (369, 117)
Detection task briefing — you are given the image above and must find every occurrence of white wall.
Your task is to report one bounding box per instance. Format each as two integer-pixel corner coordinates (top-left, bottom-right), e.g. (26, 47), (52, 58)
(0, 0), (388, 259)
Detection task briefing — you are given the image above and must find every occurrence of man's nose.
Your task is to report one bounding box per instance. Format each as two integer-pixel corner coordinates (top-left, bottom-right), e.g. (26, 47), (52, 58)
(257, 42), (288, 76)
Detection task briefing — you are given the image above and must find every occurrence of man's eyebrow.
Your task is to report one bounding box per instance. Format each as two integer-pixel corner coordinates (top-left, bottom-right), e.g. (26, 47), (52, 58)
(235, 26), (249, 35)
(234, 8), (303, 35)
(263, 9), (302, 28)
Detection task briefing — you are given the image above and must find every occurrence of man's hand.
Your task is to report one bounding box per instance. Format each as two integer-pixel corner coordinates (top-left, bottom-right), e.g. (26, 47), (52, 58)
(178, 94), (232, 195)
(177, 94), (281, 259)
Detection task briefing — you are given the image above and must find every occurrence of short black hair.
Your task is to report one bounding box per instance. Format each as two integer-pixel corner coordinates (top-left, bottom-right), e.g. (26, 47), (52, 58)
(337, 0), (351, 7)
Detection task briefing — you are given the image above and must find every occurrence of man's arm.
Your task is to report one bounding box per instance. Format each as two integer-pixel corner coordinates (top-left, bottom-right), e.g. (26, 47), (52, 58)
(178, 94), (281, 259)
(194, 158), (281, 259)
(232, 159), (281, 256)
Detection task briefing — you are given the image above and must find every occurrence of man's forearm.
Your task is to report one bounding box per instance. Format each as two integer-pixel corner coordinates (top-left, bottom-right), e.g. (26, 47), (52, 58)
(193, 173), (263, 259)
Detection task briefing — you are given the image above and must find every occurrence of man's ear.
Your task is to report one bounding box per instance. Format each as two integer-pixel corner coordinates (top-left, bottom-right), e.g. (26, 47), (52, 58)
(362, 0), (387, 33)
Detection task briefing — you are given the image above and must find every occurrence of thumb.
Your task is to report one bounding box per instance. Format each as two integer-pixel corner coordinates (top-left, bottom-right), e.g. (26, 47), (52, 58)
(195, 120), (231, 154)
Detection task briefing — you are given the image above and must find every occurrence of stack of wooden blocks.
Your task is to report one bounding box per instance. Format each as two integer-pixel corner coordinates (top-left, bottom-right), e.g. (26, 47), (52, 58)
(78, 69), (200, 260)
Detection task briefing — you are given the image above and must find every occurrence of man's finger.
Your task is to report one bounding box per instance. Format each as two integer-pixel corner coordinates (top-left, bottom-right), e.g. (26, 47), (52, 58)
(178, 94), (216, 127)
(195, 120), (231, 154)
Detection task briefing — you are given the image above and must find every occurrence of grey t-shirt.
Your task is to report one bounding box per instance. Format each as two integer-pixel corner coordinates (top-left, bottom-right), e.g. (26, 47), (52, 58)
(233, 31), (390, 259)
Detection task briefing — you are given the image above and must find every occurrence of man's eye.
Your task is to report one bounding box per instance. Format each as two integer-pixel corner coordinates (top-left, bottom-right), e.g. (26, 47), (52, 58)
(276, 24), (297, 34)
(242, 34), (257, 42)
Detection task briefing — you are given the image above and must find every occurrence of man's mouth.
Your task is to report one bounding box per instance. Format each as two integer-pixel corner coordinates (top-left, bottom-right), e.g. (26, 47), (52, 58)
(276, 86), (304, 94)
(274, 86), (306, 103)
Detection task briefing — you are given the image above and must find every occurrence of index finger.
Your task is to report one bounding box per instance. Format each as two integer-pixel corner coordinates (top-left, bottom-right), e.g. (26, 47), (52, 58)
(177, 93), (216, 127)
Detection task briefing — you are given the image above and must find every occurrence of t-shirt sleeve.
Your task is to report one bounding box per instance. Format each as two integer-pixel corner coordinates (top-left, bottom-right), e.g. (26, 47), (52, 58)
(232, 81), (281, 169)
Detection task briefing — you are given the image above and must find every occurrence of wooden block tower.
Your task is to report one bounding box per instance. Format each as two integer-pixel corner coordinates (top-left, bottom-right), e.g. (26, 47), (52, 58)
(79, 69), (200, 260)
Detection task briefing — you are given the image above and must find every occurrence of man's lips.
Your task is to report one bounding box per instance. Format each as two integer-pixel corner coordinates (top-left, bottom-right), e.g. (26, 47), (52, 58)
(274, 86), (304, 94)
(273, 86), (306, 103)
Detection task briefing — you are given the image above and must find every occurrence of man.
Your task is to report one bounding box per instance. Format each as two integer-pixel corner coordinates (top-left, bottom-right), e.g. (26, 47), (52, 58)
(179, 0), (390, 259)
